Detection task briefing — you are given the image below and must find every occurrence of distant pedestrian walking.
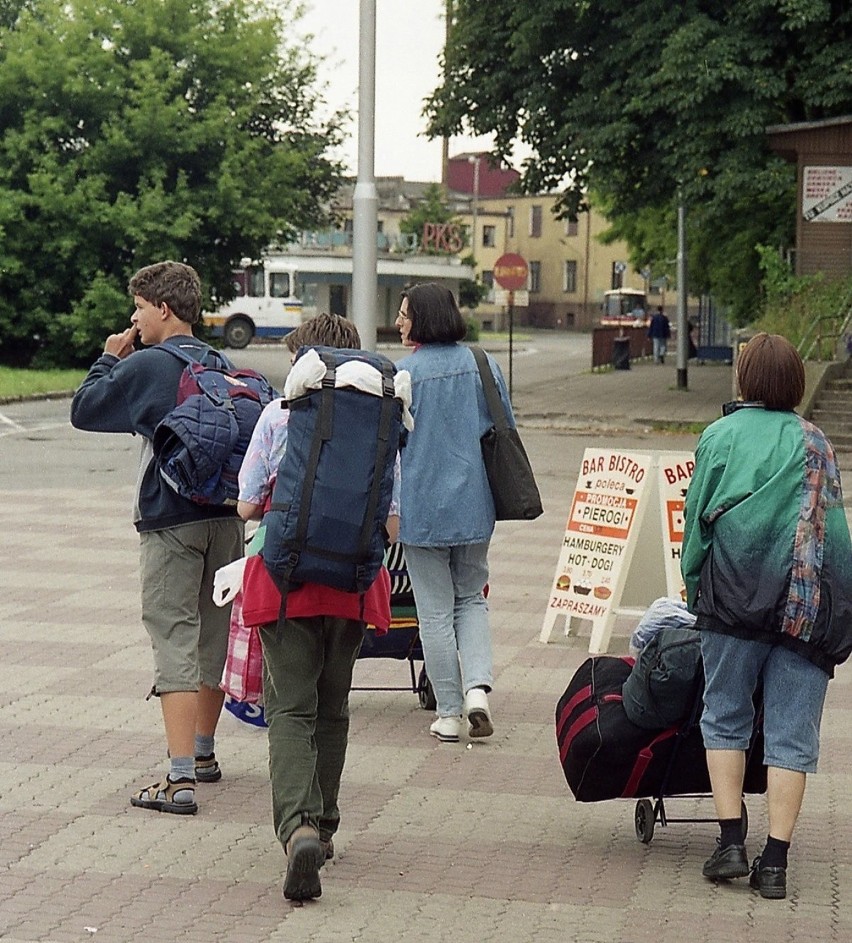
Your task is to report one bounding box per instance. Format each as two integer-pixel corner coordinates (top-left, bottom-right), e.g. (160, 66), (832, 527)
(648, 306), (671, 364)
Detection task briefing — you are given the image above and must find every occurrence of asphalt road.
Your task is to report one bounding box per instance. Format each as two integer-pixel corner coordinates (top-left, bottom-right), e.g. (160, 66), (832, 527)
(0, 332), (596, 493)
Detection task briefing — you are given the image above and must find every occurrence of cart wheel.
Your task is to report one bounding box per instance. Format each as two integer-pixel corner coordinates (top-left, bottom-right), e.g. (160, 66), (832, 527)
(417, 668), (437, 711)
(740, 799), (749, 841)
(634, 799), (655, 844)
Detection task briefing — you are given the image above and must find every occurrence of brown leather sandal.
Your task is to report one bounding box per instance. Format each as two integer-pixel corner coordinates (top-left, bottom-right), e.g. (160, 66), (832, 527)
(130, 778), (198, 815)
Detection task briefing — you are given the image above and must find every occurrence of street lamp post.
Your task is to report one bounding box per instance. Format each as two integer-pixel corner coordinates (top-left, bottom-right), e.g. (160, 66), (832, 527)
(352, 0), (378, 350)
(468, 154), (481, 257)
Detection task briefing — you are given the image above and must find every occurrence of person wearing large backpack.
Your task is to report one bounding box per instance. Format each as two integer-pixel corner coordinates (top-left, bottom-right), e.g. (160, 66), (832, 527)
(70, 261), (245, 816)
(395, 283), (514, 743)
(236, 314), (401, 902)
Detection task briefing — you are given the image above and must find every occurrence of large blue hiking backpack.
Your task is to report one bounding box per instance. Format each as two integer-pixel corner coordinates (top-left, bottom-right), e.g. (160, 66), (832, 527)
(262, 346), (403, 598)
(152, 343), (277, 505)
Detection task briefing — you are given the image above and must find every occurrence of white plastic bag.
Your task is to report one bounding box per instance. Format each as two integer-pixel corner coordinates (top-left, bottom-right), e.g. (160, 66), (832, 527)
(628, 596), (697, 658)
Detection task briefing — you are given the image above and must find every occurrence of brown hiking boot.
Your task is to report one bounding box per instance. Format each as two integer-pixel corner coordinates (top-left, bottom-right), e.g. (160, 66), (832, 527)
(283, 824), (322, 901)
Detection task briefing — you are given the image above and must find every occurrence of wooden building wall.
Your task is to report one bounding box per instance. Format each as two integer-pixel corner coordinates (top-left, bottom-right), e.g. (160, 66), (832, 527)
(767, 119), (852, 279)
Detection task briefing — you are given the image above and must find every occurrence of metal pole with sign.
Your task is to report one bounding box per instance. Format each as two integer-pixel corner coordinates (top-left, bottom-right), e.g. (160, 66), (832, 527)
(492, 252), (528, 406)
(508, 291), (514, 400)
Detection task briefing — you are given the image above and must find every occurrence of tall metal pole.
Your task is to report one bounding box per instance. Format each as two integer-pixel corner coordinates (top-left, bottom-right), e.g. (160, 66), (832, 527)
(676, 199), (688, 390)
(352, 0), (378, 350)
(470, 155), (480, 255)
(508, 294), (514, 403)
(441, 0), (453, 186)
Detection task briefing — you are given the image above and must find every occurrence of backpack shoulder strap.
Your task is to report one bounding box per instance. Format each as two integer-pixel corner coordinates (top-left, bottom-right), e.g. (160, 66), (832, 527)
(471, 346), (509, 432)
(283, 351), (337, 551)
(355, 360), (398, 582)
(154, 342), (235, 371)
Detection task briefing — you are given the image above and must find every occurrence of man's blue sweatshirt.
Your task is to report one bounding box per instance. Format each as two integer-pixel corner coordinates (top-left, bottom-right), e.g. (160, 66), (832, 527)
(71, 335), (236, 533)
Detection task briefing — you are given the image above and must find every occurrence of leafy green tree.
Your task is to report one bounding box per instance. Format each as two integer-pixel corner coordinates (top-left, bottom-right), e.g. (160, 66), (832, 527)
(0, 0), (345, 366)
(427, 0), (851, 321)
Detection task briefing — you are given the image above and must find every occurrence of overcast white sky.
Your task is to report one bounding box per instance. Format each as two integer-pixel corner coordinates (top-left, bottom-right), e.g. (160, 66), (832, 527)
(296, 0), (498, 182)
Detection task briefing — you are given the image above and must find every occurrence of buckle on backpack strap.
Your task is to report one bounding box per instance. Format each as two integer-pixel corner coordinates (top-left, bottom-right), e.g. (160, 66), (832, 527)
(319, 352), (337, 389)
(354, 563), (370, 588)
(286, 551), (301, 570)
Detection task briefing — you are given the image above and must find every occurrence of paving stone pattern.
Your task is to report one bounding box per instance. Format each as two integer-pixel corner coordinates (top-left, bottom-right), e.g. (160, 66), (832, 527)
(2, 362), (852, 942)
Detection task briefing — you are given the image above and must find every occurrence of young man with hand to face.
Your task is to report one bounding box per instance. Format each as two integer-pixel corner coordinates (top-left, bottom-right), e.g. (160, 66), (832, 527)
(71, 260), (244, 816)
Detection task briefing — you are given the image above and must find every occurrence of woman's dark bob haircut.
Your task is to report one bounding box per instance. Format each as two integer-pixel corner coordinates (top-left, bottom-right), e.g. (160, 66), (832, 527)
(401, 282), (466, 344)
(736, 332), (805, 411)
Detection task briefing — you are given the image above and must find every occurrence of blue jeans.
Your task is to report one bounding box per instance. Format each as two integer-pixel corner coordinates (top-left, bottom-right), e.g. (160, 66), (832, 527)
(700, 631), (829, 773)
(402, 542), (493, 717)
(652, 337), (667, 362)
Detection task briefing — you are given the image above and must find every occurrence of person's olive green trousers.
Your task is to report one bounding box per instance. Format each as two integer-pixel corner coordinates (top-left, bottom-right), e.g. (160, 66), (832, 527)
(259, 617), (364, 849)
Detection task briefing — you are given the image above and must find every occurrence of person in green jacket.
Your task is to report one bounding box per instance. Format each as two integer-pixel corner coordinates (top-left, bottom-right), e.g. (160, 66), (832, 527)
(682, 333), (852, 901)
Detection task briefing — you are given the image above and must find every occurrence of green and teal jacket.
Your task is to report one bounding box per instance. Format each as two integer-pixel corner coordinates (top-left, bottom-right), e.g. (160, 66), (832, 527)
(682, 405), (852, 677)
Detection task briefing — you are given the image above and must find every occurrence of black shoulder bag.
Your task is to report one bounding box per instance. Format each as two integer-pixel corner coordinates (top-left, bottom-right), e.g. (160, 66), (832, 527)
(471, 346), (543, 521)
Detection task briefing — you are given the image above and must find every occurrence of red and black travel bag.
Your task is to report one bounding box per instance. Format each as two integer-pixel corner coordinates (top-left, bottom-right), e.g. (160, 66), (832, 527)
(555, 655), (766, 802)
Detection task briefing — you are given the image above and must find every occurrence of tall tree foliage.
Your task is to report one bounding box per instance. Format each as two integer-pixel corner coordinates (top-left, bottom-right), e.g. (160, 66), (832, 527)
(427, 0), (852, 320)
(0, 0), (345, 365)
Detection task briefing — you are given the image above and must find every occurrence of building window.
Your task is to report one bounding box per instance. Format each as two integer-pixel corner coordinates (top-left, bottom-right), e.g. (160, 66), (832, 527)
(482, 270), (494, 290)
(528, 260), (541, 293)
(482, 224), (496, 248)
(506, 206), (515, 238)
(563, 260), (577, 293)
(565, 219), (579, 237)
(611, 261), (624, 289)
(529, 204), (543, 237)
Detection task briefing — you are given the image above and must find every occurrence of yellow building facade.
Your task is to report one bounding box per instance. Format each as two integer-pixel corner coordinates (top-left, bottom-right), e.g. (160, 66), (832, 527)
(327, 178), (666, 333)
(464, 194), (651, 332)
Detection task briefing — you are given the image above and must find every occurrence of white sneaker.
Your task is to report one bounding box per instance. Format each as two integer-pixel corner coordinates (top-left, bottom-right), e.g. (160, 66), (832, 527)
(464, 688), (494, 738)
(429, 716), (462, 742)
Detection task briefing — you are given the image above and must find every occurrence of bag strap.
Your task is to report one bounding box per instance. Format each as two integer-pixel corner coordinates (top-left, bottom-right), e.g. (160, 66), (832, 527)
(155, 341), (235, 371)
(270, 362), (336, 636)
(355, 360), (397, 588)
(471, 346), (510, 432)
(291, 352), (337, 555)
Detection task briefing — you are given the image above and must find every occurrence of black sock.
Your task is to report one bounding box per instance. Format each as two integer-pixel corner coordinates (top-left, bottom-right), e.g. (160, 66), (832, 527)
(719, 818), (744, 848)
(761, 835), (789, 869)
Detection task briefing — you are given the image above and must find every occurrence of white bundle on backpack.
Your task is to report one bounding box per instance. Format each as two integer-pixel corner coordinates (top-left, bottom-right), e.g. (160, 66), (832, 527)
(285, 348), (414, 430)
(628, 596), (697, 658)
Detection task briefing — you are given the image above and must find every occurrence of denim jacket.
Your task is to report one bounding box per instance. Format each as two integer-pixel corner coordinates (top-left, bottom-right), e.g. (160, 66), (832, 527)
(397, 343), (514, 547)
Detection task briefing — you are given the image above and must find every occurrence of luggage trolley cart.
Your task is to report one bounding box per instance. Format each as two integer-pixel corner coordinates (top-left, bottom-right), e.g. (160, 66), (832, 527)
(353, 543), (436, 711)
(632, 680), (767, 844)
(555, 656), (767, 844)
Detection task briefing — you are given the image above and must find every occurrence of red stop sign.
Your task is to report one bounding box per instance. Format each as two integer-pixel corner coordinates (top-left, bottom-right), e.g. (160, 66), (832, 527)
(493, 253), (528, 291)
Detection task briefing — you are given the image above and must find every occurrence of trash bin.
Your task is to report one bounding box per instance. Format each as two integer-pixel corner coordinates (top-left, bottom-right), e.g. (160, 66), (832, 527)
(612, 336), (631, 370)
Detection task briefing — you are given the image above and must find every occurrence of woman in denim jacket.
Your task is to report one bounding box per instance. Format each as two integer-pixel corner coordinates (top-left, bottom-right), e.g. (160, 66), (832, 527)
(396, 283), (515, 743)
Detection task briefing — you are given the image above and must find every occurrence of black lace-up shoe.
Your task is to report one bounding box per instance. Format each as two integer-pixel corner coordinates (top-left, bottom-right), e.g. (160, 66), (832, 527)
(702, 841), (749, 879)
(749, 856), (787, 899)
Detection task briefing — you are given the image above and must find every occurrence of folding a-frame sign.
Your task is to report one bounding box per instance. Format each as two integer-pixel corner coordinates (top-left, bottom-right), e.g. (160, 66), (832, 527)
(540, 448), (695, 654)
